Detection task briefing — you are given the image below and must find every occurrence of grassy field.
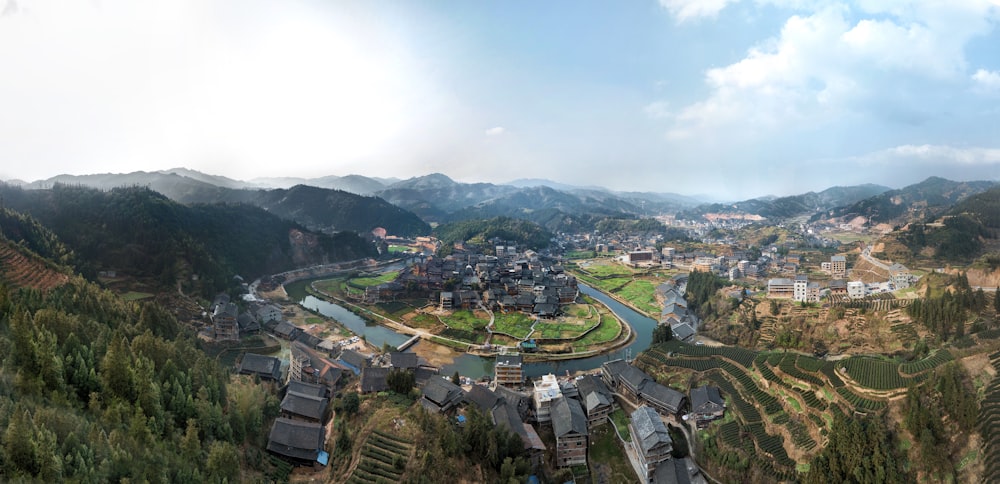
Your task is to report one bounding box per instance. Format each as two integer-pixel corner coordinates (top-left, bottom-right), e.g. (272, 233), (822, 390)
(441, 310), (488, 332)
(566, 250), (597, 260)
(493, 313), (535, 339)
(617, 279), (659, 314)
(350, 271), (400, 287)
(609, 409), (631, 442)
(582, 263), (636, 278)
(536, 320), (594, 339)
(589, 425), (640, 484)
(388, 245), (415, 253)
(572, 314), (621, 350)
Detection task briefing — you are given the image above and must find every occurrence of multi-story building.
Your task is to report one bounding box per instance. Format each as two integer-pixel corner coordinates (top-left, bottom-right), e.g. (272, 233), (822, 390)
(552, 397), (588, 467)
(767, 278), (795, 299)
(888, 263), (913, 289)
(628, 406), (673, 482)
(847, 281), (866, 299)
(793, 275), (809, 302)
(494, 354), (524, 388)
(213, 302), (240, 341)
(830, 255), (847, 279)
(533, 374), (563, 423)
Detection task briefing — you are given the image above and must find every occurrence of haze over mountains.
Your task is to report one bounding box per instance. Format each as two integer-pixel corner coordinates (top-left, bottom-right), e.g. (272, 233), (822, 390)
(6, 169), (997, 234)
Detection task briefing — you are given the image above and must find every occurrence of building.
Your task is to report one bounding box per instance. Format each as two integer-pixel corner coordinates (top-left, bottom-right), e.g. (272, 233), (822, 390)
(360, 367), (390, 394)
(576, 375), (614, 428)
(830, 255), (847, 279)
(495, 354), (524, 388)
(629, 406), (673, 482)
(267, 418), (327, 466)
(793, 275), (809, 302)
(257, 304), (283, 324)
(829, 279), (847, 295)
(280, 389), (329, 423)
(628, 250), (657, 266)
(888, 263), (913, 289)
(213, 302), (240, 341)
(420, 377), (465, 413)
(239, 353), (282, 381)
(533, 374), (563, 424)
(552, 397), (588, 467)
(767, 278), (795, 299)
(689, 386), (725, 428)
(389, 352), (418, 371)
(847, 281), (866, 299)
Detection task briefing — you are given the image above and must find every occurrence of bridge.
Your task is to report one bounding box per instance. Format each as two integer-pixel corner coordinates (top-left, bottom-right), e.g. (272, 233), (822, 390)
(396, 334), (421, 351)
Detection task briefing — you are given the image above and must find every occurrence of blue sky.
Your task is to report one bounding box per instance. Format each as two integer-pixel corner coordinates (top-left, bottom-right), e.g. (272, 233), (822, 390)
(0, 0), (998, 199)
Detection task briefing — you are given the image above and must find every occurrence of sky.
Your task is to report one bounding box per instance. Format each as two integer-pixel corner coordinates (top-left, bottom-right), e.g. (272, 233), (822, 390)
(0, 0), (998, 199)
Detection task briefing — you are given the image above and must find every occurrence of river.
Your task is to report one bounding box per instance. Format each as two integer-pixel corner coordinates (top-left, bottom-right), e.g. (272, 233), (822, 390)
(284, 280), (658, 379)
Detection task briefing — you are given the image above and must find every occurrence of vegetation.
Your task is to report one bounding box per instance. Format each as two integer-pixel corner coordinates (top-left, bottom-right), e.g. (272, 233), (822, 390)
(804, 413), (906, 483)
(0, 277), (279, 482)
(433, 216), (553, 250)
(0, 184), (375, 296)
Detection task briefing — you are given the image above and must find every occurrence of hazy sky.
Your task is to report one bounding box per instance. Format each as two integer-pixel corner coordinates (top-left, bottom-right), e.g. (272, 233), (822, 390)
(1, 0), (998, 199)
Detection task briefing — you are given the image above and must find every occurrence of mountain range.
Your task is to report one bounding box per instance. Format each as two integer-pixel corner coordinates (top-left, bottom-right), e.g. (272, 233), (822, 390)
(8, 169), (997, 235)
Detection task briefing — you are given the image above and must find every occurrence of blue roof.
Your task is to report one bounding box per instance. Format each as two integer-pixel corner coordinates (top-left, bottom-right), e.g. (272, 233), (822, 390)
(457, 415), (467, 423)
(317, 451), (329, 466)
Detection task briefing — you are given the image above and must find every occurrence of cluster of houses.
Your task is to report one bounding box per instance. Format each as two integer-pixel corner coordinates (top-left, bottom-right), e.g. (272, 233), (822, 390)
(767, 255), (915, 302)
(365, 245), (579, 319)
(237, 351), (336, 467)
(654, 276), (700, 342)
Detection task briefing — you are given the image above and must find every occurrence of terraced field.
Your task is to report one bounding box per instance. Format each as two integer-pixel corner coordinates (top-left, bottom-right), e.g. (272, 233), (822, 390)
(347, 430), (413, 484)
(978, 351), (1000, 482)
(0, 240), (69, 291)
(638, 339), (961, 477)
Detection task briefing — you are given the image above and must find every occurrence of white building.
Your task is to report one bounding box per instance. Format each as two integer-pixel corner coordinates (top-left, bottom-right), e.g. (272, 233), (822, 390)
(793, 275), (809, 302)
(847, 281), (866, 299)
(533, 374), (563, 424)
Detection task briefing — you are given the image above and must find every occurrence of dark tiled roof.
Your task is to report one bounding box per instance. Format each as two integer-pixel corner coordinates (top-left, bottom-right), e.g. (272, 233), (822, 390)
(288, 380), (327, 398)
(340, 349), (369, 370)
(653, 458), (694, 484)
(267, 417), (325, 462)
(360, 367), (390, 393)
(390, 352), (418, 369)
(422, 378), (463, 408)
(602, 359), (630, 383)
(620, 365), (652, 393)
(630, 406), (672, 456)
(239, 353), (281, 380)
(551, 397), (588, 438)
(492, 401), (526, 437)
(281, 391), (328, 421)
(465, 384), (502, 412)
(641, 381), (686, 415)
(690, 386), (724, 413)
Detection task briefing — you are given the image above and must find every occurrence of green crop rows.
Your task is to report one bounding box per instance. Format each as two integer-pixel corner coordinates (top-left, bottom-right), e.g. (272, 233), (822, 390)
(839, 356), (922, 390)
(348, 430), (412, 484)
(835, 387), (887, 412)
(899, 350), (953, 375)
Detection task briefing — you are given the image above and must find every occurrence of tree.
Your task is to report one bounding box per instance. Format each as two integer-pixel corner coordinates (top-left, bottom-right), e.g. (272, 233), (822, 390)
(652, 324), (673, 344)
(388, 369), (415, 394)
(341, 392), (360, 415)
(995, 288), (1000, 315)
(206, 441), (240, 483)
(451, 371), (461, 385)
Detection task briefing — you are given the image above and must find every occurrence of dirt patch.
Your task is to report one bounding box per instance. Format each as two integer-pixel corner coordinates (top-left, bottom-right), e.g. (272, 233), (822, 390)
(410, 341), (460, 367)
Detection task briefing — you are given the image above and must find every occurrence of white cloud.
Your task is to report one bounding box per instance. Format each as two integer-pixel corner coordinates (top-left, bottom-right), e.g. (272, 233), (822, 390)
(663, 2), (1000, 140)
(658, 0), (740, 22)
(973, 69), (1000, 92)
(869, 144), (1000, 165)
(484, 126), (505, 136)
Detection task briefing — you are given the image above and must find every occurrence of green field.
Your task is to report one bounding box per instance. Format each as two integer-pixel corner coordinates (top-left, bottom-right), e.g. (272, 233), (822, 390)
(583, 263), (636, 278)
(121, 291), (154, 302)
(350, 271), (400, 287)
(493, 313), (535, 339)
(536, 320), (594, 339)
(388, 245), (415, 253)
(573, 315), (621, 350)
(617, 279), (659, 314)
(609, 409), (631, 442)
(589, 425), (640, 484)
(441, 310), (487, 332)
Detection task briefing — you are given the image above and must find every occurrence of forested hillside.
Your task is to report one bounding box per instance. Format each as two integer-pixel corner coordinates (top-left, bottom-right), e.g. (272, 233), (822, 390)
(0, 184), (375, 295)
(433, 216), (553, 251)
(0, 275), (277, 482)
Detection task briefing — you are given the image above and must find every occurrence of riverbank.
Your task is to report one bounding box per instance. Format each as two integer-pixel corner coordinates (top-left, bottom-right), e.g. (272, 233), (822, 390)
(305, 279), (635, 363)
